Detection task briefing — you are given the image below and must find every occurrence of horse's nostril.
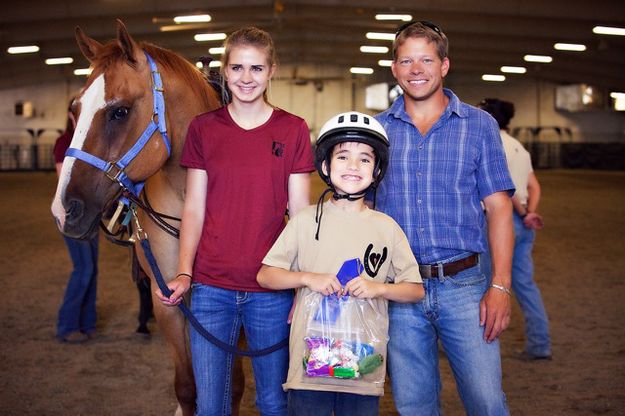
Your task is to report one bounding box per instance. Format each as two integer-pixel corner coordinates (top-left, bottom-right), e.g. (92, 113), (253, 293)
(66, 199), (84, 221)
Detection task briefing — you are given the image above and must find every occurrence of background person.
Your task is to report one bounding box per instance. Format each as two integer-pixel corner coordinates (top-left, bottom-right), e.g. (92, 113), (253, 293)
(478, 98), (551, 360)
(54, 101), (99, 344)
(156, 27), (314, 415)
(374, 21), (515, 415)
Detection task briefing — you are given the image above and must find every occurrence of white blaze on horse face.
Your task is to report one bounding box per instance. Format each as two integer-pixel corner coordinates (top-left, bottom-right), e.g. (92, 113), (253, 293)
(51, 74), (107, 230)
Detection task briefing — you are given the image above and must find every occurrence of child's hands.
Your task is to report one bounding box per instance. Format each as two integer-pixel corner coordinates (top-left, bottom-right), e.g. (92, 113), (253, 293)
(302, 273), (342, 296)
(155, 274), (191, 306)
(344, 276), (383, 299)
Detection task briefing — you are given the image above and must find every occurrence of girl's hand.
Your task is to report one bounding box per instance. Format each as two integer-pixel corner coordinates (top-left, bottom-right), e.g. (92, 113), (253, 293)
(155, 274), (191, 306)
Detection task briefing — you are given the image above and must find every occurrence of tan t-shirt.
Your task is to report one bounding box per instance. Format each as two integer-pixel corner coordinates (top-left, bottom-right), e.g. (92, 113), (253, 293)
(263, 200), (422, 396)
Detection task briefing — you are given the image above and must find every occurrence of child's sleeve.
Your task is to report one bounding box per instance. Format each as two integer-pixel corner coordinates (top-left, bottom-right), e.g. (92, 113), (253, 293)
(262, 213), (301, 272)
(387, 222), (422, 284)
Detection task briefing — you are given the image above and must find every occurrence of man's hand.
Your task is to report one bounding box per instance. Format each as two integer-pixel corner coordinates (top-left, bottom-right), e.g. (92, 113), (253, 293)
(479, 287), (511, 342)
(523, 212), (544, 230)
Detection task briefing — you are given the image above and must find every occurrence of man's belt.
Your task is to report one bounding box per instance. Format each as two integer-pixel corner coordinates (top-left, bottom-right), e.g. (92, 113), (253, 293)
(419, 253), (479, 279)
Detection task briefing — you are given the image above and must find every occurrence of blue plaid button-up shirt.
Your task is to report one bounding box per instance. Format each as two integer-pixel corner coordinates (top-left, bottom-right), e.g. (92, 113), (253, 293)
(374, 89), (514, 264)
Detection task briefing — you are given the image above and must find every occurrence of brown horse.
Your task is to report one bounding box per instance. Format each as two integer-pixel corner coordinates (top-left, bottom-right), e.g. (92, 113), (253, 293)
(51, 21), (243, 416)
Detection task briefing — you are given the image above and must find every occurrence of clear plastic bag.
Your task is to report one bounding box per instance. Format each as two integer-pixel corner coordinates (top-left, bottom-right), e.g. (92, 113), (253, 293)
(300, 259), (389, 390)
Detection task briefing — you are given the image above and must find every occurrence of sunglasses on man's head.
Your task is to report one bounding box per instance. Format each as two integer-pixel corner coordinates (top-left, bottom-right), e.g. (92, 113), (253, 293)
(395, 20), (443, 39)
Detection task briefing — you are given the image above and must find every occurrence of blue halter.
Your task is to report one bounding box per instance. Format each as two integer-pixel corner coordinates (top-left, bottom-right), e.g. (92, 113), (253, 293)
(65, 52), (171, 197)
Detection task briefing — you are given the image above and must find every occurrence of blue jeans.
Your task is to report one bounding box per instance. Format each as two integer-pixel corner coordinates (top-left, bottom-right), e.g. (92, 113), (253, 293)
(388, 254), (508, 416)
(482, 214), (551, 356)
(190, 284), (293, 416)
(287, 389), (379, 416)
(56, 234), (99, 338)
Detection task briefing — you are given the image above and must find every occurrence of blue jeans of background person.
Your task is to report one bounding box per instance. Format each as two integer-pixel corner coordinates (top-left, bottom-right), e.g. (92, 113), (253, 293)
(190, 284), (293, 416)
(481, 214), (551, 357)
(388, 254), (508, 416)
(287, 389), (380, 416)
(56, 234), (99, 338)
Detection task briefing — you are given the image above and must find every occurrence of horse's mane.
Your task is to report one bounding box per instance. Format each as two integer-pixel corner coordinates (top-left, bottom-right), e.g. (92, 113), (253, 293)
(91, 40), (218, 110)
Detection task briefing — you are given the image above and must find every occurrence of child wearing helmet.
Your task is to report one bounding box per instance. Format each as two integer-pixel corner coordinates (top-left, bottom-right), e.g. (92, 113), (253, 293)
(258, 112), (424, 415)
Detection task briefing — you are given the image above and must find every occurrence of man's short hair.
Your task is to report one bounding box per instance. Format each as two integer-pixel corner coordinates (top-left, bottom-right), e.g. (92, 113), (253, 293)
(392, 21), (449, 61)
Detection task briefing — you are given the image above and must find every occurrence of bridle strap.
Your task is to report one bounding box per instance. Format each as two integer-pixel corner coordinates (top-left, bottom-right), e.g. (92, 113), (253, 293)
(65, 51), (170, 198)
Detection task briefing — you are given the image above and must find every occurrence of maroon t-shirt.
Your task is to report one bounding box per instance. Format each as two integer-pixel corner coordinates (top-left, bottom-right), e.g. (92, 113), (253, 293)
(181, 107), (315, 291)
(53, 130), (73, 164)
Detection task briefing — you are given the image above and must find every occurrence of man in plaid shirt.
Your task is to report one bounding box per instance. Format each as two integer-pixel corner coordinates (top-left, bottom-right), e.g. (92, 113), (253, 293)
(374, 21), (515, 415)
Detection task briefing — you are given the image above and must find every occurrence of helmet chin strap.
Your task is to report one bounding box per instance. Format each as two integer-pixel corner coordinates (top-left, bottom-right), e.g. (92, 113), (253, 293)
(332, 191), (366, 201)
(314, 186), (370, 241)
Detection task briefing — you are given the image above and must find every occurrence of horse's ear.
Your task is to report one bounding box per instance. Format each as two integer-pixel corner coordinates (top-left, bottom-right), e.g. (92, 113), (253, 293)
(116, 19), (138, 65)
(75, 26), (102, 63)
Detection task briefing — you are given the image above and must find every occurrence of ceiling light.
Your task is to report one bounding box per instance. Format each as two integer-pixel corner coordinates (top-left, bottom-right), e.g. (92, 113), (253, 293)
(196, 61), (204, 68)
(366, 32), (395, 41)
(375, 14), (412, 21)
(45, 57), (74, 65)
(360, 46), (389, 54)
(194, 33), (227, 42)
(500, 66), (526, 74)
(524, 54), (553, 63)
(350, 67), (374, 75)
(74, 68), (93, 76)
(610, 92), (625, 99)
(482, 74), (506, 82)
(378, 60), (393, 67)
(209, 47), (225, 55)
(554, 43), (586, 51)
(7, 45), (39, 54)
(174, 14), (211, 24)
(208, 61), (221, 68)
(160, 23), (207, 32)
(593, 26), (625, 36)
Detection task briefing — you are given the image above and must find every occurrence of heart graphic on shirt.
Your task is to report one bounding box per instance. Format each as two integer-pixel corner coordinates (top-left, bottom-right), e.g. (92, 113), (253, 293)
(363, 243), (388, 278)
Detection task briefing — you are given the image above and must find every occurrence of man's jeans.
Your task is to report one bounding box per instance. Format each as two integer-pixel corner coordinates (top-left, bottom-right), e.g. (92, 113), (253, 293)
(56, 234), (99, 338)
(388, 256), (509, 416)
(190, 284), (293, 416)
(482, 214), (551, 357)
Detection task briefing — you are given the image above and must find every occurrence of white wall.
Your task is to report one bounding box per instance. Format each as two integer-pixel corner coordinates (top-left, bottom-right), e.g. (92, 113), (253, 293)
(0, 80), (84, 146)
(1, 67), (624, 147)
(450, 76), (625, 143)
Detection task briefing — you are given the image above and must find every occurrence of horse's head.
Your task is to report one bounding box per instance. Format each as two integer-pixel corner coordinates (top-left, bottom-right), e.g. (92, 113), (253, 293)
(51, 20), (171, 239)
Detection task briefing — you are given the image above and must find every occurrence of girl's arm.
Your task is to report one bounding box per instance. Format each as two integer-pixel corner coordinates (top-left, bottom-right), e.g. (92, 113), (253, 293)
(287, 173), (311, 217)
(156, 168), (207, 305)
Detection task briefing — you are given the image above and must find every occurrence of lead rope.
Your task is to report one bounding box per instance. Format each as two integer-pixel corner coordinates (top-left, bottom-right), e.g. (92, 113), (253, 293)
(131, 208), (288, 357)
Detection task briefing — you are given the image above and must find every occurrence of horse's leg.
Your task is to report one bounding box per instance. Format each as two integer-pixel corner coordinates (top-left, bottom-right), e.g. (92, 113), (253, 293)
(151, 289), (196, 416)
(231, 332), (246, 416)
(136, 272), (153, 334)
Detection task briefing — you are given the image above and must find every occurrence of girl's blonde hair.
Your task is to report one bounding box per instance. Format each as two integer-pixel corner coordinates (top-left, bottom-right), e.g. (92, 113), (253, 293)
(220, 27), (277, 102)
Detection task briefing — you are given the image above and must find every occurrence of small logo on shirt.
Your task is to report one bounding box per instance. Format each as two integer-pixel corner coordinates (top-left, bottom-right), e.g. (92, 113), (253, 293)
(363, 243), (388, 278)
(272, 141), (285, 158)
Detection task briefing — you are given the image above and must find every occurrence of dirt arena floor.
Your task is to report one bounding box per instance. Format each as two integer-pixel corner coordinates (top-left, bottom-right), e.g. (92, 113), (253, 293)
(1, 170), (624, 415)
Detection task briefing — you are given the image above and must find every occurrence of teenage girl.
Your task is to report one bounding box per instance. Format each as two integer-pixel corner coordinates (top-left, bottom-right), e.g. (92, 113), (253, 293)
(157, 27), (314, 415)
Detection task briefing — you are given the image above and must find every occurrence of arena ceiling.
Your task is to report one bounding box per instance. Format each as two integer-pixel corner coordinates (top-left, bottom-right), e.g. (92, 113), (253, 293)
(1, 0), (625, 91)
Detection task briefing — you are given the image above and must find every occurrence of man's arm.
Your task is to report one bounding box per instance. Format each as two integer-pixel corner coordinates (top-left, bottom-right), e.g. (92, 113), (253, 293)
(481, 191), (514, 342)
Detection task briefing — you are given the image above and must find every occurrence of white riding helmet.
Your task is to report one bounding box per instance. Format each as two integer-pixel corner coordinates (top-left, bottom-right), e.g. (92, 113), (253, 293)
(315, 111), (390, 189)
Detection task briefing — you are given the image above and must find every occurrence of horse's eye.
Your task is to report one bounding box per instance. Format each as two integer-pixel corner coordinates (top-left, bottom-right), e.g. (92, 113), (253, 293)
(111, 107), (129, 121)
